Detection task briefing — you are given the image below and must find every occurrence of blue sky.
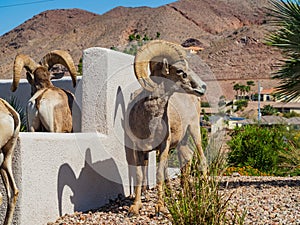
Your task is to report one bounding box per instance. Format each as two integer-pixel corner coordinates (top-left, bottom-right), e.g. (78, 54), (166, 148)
(0, 0), (175, 35)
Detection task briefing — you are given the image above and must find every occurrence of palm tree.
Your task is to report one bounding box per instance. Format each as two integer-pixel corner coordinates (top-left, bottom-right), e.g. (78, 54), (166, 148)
(266, 0), (300, 101)
(246, 80), (255, 100)
(246, 80), (255, 87)
(244, 85), (251, 99)
(239, 84), (246, 99)
(233, 83), (240, 99)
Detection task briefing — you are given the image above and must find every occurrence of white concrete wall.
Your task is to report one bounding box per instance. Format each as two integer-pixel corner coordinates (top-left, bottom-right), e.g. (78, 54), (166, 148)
(0, 77), (83, 132)
(16, 132), (148, 225)
(0, 77), (81, 109)
(0, 48), (156, 225)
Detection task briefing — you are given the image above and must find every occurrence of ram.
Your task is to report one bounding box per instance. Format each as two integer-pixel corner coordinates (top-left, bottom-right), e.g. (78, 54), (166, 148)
(0, 98), (20, 225)
(11, 50), (77, 132)
(125, 40), (208, 216)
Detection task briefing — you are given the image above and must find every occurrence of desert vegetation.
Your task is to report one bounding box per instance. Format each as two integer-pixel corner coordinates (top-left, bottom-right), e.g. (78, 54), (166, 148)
(165, 146), (246, 225)
(164, 120), (300, 224)
(227, 124), (300, 176)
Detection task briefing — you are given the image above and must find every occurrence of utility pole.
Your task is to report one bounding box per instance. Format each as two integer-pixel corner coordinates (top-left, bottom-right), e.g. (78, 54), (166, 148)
(258, 80), (261, 122)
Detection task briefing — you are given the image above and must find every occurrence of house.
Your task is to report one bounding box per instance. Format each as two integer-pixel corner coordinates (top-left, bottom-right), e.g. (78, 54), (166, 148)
(251, 87), (300, 113)
(185, 46), (204, 54)
(260, 88), (276, 101)
(252, 88), (276, 102)
(235, 115), (300, 127)
(273, 102), (300, 114)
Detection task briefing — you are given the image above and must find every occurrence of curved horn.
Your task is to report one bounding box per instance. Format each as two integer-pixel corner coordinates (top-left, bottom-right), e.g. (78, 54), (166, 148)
(11, 54), (39, 92)
(40, 50), (77, 87)
(134, 40), (187, 91)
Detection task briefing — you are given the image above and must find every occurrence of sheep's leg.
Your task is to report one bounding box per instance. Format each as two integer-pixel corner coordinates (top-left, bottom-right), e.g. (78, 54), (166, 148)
(141, 153), (149, 195)
(0, 192), (2, 206)
(0, 153), (3, 205)
(164, 159), (171, 190)
(1, 145), (19, 225)
(129, 151), (144, 216)
(190, 126), (208, 176)
(1, 168), (13, 225)
(1, 162), (19, 225)
(155, 141), (170, 216)
(178, 147), (193, 190)
(177, 133), (194, 189)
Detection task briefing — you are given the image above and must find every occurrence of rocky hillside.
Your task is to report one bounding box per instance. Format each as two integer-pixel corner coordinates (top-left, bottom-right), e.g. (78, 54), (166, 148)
(0, 0), (284, 99)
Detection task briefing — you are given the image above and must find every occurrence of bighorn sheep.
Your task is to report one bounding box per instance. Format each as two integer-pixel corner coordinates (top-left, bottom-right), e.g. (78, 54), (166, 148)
(11, 50), (77, 132)
(0, 98), (20, 225)
(125, 40), (208, 216)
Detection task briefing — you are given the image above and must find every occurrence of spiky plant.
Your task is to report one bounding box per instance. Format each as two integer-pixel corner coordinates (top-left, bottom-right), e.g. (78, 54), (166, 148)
(7, 96), (27, 132)
(165, 132), (245, 225)
(278, 144), (300, 176)
(266, 0), (300, 101)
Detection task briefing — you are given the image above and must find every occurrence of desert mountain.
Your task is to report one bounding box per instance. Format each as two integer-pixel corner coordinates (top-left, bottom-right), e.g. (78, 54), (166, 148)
(0, 0), (283, 99)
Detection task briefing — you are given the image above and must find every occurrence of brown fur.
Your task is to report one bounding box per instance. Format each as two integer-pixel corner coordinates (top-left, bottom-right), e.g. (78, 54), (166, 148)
(126, 58), (207, 216)
(0, 98), (20, 225)
(12, 50), (77, 132)
(29, 87), (74, 132)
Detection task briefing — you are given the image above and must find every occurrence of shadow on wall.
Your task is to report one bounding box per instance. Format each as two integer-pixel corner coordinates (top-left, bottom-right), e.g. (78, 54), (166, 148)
(57, 148), (125, 216)
(114, 86), (136, 197)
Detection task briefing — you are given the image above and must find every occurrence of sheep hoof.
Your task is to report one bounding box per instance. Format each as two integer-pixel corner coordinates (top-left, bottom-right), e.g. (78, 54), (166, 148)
(128, 203), (142, 217)
(0, 192), (2, 206)
(155, 203), (167, 217)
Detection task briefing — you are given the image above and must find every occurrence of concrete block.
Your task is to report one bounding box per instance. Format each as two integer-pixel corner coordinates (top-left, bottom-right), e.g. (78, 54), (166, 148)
(81, 47), (140, 134)
(0, 77), (81, 109)
(0, 48), (157, 225)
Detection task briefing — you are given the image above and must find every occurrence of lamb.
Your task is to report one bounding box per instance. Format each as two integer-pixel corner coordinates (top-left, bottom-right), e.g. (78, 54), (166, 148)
(11, 50), (77, 132)
(125, 40), (208, 216)
(0, 98), (20, 225)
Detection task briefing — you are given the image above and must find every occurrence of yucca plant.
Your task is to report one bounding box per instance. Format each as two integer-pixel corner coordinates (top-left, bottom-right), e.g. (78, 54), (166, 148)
(165, 134), (245, 225)
(7, 96), (27, 132)
(278, 143), (300, 176)
(266, 0), (300, 101)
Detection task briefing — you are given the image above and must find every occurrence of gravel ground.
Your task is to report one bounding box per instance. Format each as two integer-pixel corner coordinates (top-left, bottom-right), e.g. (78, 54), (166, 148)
(47, 176), (300, 225)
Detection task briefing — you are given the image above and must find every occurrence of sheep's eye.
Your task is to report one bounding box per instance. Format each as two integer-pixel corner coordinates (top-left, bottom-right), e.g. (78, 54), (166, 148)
(176, 69), (184, 75)
(177, 69), (187, 78)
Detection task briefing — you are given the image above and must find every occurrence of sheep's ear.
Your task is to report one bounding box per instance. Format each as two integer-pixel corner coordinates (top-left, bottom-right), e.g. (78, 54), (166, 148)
(26, 72), (34, 85)
(50, 72), (64, 80)
(162, 58), (169, 76)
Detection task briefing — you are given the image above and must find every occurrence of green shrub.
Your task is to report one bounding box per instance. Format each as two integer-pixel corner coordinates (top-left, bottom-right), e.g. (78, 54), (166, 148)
(224, 166), (271, 176)
(201, 101), (210, 107)
(165, 151), (245, 225)
(227, 125), (297, 175)
(261, 104), (278, 116)
(201, 126), (208, 150)
(234, 100), (248, 111)
(128, 34), (135, 42)
(283, 111), (300, 118)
